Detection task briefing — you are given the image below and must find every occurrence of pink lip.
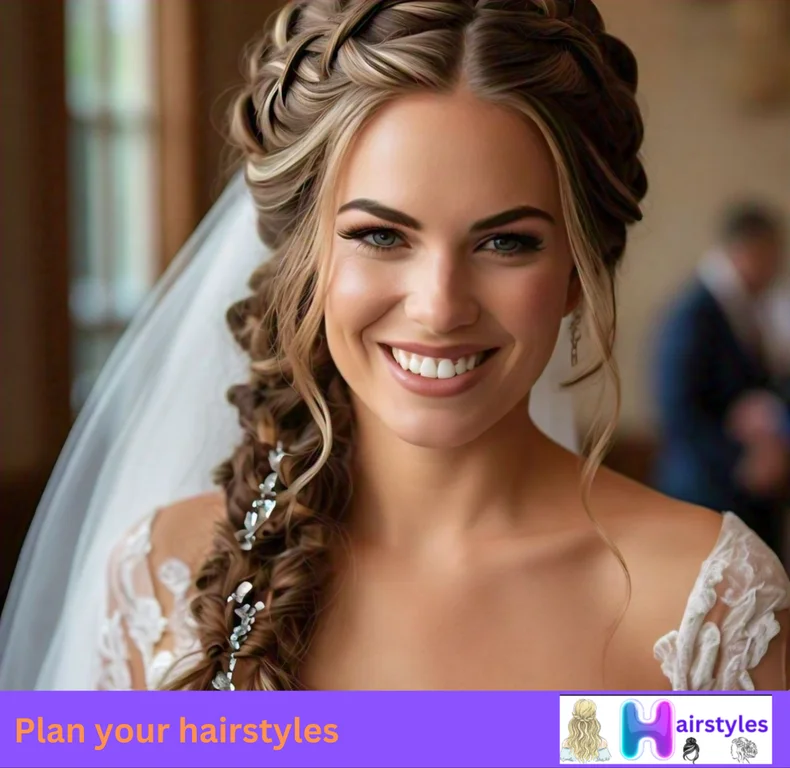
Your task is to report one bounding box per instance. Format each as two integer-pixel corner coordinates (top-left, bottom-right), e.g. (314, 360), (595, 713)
(380, 341), (493, 358)
(379, 344), (496, 398)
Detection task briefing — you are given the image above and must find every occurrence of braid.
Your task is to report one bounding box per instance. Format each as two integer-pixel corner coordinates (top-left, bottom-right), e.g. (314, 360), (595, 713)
(319, 0), (406, 77)
(163, 0), (647, 691)
(165, 255), (354, 691)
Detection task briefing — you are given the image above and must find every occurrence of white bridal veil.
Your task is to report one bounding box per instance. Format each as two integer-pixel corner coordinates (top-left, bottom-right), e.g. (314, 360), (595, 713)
(0, 172), (579, 690)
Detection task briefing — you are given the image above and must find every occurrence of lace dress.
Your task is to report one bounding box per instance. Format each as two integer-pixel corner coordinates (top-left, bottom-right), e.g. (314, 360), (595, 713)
(97, 511), (790, 690)
(97, 516), (201, 691)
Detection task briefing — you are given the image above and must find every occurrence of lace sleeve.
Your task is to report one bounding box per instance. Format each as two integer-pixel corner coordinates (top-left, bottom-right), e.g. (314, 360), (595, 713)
(655, 512), (790, 691)
(96, 511), (202, 690)
(97, 515), (160, 689)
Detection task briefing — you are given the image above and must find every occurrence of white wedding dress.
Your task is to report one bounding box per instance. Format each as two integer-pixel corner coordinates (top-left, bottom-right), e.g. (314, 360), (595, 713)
(97, 508), (790, 691)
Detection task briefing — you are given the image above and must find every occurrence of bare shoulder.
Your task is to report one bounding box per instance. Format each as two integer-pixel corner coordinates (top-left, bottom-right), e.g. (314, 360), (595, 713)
(600, 738), (608, 749)
(147, 492), (227, 572)
(591, 464), (724, 563)
(589, 466), (725, 632)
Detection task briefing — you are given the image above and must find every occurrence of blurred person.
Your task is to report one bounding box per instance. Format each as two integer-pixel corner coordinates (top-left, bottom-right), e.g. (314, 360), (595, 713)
(763, 287), (790, 393)
(653, 203), (790, 557)
(2, 0), (789, 695)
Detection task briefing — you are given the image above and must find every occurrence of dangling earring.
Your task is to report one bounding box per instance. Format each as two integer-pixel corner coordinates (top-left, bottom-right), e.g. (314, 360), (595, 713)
(570, 305), (582, 367)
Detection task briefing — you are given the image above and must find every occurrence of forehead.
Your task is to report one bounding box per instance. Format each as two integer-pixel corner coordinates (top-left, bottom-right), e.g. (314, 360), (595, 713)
(334, 90), (561, 223)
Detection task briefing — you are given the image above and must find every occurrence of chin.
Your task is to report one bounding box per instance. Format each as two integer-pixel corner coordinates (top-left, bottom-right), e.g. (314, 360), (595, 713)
(380, 407), (498, 449)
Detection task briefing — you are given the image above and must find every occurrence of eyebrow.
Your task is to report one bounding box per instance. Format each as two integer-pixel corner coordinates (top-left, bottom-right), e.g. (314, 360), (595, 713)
(336, 199), (555, 231)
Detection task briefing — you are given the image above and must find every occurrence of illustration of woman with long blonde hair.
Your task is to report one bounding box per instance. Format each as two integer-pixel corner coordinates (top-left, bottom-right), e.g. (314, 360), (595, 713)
(561, 699), (611, 763)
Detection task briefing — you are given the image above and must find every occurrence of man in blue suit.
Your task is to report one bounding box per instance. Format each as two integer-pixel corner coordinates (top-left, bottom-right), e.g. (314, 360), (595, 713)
(652, 204), (789, 556)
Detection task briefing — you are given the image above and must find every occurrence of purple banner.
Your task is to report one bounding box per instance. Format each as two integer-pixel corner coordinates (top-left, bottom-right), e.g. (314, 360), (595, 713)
(0, 691), (784, 767)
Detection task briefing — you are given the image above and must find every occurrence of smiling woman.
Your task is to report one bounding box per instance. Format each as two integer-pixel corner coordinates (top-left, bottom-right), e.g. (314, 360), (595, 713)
(2, 0), (789, 694)
(325, 93), (574, 447)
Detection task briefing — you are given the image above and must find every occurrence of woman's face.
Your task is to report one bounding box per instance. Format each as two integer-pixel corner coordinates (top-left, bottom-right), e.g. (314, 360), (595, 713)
(324, 90), (577, 448)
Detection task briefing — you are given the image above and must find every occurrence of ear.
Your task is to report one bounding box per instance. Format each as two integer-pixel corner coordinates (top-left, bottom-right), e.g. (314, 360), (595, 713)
(563, 266), (582, 317)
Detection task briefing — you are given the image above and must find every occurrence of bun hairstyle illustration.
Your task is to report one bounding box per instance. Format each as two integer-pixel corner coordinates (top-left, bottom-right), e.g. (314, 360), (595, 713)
(682, 737), (700, 763)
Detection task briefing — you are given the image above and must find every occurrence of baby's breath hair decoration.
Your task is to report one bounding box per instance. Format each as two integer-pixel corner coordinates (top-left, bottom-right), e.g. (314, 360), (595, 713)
(212, 442), (287, 691)
(236, 442), (286, 551)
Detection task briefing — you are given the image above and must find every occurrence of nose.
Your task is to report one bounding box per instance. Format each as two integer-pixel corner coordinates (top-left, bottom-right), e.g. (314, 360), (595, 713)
(403, 249), (479, 335)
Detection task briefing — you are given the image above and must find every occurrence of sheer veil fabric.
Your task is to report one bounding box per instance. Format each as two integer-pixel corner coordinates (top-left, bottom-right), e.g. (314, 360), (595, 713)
(0, 172), (579, 690)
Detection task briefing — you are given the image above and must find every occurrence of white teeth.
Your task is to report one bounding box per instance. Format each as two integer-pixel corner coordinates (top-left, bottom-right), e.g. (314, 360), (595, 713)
(419, 358), (438, 378)
(437, 359), (456, 379)
(390, 347), (489, 380)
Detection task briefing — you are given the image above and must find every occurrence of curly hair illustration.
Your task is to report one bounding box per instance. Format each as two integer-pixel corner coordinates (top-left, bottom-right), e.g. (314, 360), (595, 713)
(566, 699), (605, 763)
(731, 737), (758, 764)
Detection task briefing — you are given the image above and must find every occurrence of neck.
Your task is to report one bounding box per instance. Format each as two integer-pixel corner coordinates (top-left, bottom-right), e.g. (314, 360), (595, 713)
(346, 397), (571, 550)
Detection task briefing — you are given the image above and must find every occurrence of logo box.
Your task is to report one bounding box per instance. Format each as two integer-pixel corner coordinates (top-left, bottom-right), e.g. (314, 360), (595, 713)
(559, 694), (772, 765)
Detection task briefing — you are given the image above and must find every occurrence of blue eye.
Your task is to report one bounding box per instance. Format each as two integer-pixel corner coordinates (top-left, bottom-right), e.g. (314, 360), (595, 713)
(491, 236), (522, 253)
(337, 227), (545, 258)
(337, 227), (405, 254)
(481, 233), (545, 256)
(364, 230), (401, 248)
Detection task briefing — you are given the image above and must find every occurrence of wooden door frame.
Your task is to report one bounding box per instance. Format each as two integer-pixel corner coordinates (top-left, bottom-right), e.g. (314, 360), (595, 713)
(0, 0), (70, 605)
(155, 0), (203, 271)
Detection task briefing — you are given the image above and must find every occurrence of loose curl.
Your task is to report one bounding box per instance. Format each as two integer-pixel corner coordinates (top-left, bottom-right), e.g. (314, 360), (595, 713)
(165, 0), (647, 691)
(567, 699), (603, 763)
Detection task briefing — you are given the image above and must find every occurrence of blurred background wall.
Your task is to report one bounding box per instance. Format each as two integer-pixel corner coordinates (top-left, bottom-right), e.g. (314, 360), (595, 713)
(1, 0), (788, 606)
(591, 0), (790, 480)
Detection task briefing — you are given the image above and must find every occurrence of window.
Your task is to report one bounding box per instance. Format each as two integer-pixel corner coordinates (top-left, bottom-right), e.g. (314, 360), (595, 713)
(65, 0), (159, 411)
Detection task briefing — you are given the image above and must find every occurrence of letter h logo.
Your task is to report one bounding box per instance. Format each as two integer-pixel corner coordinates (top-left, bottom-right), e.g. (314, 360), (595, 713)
(620, 699), (675, 760)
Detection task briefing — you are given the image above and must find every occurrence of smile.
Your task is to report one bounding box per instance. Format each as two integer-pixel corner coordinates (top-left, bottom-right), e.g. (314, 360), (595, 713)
(389, 346), (492, 379)
(379, 343), (499, 398)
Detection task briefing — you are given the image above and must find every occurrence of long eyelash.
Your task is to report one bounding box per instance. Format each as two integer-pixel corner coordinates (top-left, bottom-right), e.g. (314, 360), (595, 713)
(337, 226), (404, 254)
(481, 231), (546, 255)
(336, 228), (545, 256)
(337, 226), (393, 240)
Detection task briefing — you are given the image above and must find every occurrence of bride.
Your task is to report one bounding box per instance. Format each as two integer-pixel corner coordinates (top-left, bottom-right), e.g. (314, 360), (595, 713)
(2, 0), (788, 692)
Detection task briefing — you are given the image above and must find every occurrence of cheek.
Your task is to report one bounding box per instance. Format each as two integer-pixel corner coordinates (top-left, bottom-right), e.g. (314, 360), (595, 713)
(491, 263), (570, 346)
(324, 252), (393, 351)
